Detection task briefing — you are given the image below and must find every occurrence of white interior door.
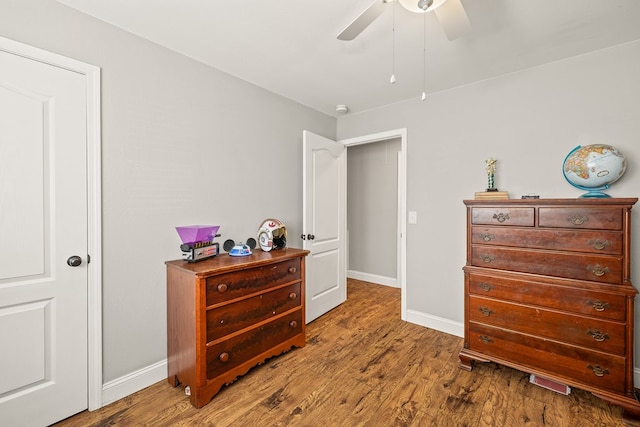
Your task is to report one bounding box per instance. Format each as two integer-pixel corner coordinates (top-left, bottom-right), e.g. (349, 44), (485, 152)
(0, 48), (89, 425)
(302, 130), (347, 323)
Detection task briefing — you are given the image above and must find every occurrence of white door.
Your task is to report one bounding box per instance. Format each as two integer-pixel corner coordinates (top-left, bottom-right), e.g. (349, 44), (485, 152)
(0, 49), (89, 425)
(302, 130), (347, 322)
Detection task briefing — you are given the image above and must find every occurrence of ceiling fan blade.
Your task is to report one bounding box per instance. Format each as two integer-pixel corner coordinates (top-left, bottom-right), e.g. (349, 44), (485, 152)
(434, 0), (471, 41)
(337, 0), (389, 41)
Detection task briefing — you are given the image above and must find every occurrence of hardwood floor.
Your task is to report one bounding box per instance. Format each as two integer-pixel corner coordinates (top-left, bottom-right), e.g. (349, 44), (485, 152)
(55, 279), (640, 426)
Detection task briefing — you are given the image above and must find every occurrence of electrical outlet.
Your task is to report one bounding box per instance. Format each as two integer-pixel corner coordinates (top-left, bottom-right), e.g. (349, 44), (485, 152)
(408, 211), (417, 224)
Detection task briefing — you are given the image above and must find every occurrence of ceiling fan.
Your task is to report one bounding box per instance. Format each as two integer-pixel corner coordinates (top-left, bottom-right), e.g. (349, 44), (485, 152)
(338, 0), (471, 41)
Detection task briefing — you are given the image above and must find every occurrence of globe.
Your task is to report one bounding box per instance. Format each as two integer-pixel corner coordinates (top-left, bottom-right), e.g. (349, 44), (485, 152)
(562, 144), (627, 198)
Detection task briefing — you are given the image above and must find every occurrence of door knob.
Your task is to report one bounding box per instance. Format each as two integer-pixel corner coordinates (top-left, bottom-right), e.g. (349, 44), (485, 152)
(67, 256), (82, 267)
(307, 234), (315, 240)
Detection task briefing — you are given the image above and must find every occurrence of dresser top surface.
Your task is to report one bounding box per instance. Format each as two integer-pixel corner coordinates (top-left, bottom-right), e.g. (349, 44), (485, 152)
(166, 247), (309, 276)
(464, 197), (638, 207)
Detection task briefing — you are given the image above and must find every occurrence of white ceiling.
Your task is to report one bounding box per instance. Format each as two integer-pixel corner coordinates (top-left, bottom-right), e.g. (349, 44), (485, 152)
(56, 0), (640, 117)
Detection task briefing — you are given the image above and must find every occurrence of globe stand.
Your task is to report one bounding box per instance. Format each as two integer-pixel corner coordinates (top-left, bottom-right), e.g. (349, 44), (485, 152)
(578, 186), (611, 198)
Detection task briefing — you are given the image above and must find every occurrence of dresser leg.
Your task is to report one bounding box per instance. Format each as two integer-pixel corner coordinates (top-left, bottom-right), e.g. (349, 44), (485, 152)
(458, 351), (474, 371)
(168, 375), (180, 387)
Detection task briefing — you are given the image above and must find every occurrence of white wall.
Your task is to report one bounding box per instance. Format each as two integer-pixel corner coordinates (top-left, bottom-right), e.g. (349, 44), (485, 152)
(0, 0), (335, 386)
(338, 40), (640, 354)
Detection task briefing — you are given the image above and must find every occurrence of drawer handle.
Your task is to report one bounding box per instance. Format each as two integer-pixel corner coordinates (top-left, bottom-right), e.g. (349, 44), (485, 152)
(217, 283), (228, 293)
(568, 214), (589, 225)
(587, 364), (610, 377)
(587, 265), (610, 277)
(288, 266), (297, 274)
(288, 292), (297, 300)
(289, 320), (298, 328)
(478, 255), (495, 264)
(479, 307), (493, 317)
(492, 213), (510, 223)
(588, 239), (610, 251)
(589, 300), (610, 312)
(481, 233), (494, 242)
(218, 352), (230, 363)
(478, 335), (494, 344)
(479, 283), (494, 292)
(587, 330), (610, 342)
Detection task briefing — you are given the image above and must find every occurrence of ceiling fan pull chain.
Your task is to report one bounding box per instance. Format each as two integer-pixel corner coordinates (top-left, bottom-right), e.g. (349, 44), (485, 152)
(390, 0), (397, 84)
(421, 11), (427, 100)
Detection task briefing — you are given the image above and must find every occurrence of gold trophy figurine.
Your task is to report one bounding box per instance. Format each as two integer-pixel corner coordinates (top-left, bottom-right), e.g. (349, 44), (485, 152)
(485, 158), (498, 192)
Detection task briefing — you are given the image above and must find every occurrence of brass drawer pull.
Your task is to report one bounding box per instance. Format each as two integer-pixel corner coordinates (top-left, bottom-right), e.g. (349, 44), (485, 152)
(493, 213), (510, 223)
(588, 239), (610, 251)
(479, 335), (494, 344)
(587, 330), (610, 342)
(288, 266), (297, 274)
(289, 292), (297, 300)
(289, 320), (298, 328)
(587, 365), (610, 377)
(589, 300), (609, 312)
(587, 265), (610, 277)
(479, 282), (494, 292)
(478, 255), (495, 263)
(568, 214), (589, 225)
(218, 352), (230, 363)
(479, 307), (493, 317)
(217, 283), (228, 293)
(481, 233), (494, 242)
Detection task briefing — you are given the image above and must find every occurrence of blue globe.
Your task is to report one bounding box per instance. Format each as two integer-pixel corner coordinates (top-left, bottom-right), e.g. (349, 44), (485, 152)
(563, 144), (627, 198)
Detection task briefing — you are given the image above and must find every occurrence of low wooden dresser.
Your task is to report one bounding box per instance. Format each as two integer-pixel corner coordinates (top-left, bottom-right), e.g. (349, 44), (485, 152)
(460, 198), (640, 415)
(166, 248), (308, 408)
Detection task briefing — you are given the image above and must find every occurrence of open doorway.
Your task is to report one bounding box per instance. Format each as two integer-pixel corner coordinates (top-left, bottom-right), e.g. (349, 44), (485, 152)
(347, 138), (401, 287)
(340, 129), (407, 320)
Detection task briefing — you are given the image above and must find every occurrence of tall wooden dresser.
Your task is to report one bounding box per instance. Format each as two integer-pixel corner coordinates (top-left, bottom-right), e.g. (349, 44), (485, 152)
(166, 248), (308, 408)
(460, 198), (640, 415)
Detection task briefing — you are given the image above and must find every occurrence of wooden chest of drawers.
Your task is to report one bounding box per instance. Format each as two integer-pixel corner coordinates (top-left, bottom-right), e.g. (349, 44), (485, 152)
(166, 248), (308, 408)
(459, 198), (640, 415)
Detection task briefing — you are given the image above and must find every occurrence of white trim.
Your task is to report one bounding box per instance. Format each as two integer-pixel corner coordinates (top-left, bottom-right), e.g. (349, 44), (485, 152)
(0, 36), (103, 410)
(347, 270), (398, 288)
(405, 309), (464, 338)
(339, 128), (408, 320)
(102, 360), (168, 406)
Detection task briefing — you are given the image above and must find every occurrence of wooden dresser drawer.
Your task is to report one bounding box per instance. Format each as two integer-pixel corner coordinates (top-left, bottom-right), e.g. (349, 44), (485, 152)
(468, 322), (627, 394)
(206, 310), (303, 380)
(469, 295), (626, 355)
(539, 207), (622, 230)
(471, 226), (623, 255)
(468, 273), (627, 321)
(206, 258), (301, 305)
(471, 246), (623, 284)
(471, 207), (534, 226)
(206, 283), (301, 342)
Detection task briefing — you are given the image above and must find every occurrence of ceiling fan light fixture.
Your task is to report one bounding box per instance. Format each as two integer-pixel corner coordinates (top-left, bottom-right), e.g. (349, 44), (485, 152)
(398, 0), (446, 13)
(417, 0), (433, 11)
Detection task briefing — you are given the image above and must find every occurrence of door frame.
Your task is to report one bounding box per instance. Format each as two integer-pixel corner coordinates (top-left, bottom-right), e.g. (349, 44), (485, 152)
(339, 128), (407, 320)
(0, 36), (103, 410)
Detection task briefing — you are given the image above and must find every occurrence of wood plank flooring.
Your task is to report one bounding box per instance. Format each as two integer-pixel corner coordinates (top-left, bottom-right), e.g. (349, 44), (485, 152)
(55, 279), (640, 426)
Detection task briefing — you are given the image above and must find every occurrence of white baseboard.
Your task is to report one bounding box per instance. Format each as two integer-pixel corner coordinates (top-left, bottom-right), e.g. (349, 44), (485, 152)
(100, 359), (168, 407)
(405, 309), (464, 338)
(347, 270), (398, 288)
